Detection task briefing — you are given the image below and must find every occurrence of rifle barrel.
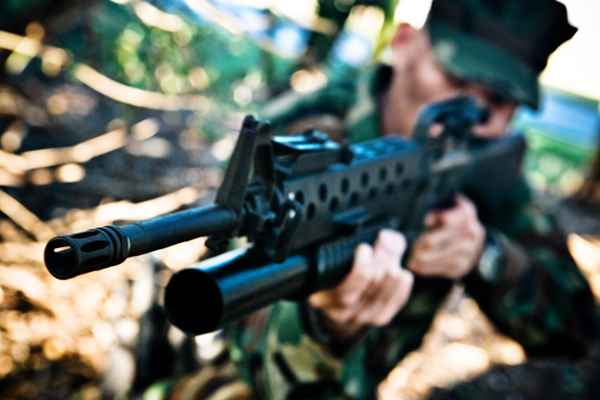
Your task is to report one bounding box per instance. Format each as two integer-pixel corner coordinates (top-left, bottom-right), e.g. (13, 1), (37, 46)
(44, 205), (237, 279)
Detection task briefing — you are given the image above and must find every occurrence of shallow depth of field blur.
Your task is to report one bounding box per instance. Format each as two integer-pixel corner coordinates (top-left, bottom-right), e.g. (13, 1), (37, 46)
(0, 0), (598, 399)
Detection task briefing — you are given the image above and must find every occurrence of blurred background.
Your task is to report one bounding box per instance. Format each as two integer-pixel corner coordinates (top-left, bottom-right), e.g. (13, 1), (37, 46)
(0, 0), (598, 399)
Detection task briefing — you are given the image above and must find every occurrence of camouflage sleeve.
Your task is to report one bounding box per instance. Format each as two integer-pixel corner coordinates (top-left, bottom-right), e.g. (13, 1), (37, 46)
(464, 183), (598, 358)
(225, 303), (355, 400)
(226, 278), (450, 399)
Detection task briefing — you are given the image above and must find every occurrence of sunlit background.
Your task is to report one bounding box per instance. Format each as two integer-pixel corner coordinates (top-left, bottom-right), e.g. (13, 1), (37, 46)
(0, 0), (598, 399)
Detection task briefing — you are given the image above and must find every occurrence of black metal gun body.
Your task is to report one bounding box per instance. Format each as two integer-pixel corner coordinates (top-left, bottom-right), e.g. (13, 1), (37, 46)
(44, 97), (526, 335)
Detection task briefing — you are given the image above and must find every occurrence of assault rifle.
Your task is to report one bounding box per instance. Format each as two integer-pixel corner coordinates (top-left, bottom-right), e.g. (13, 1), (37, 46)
(44, 97), (525, 335)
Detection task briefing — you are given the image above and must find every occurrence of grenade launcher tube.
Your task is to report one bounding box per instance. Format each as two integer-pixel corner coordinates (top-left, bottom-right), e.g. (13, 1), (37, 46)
(44, 205), (238, 280)
(164, 248), (311, 335)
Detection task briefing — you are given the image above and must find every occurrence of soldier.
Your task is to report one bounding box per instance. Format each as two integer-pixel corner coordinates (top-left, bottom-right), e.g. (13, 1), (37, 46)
(146, 1), (598, 399)
(226, 1), (598, 399)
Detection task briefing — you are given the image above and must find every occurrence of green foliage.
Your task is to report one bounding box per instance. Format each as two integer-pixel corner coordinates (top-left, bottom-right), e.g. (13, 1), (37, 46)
(66, 2), (272, 105)
(43, 1), (304, 139)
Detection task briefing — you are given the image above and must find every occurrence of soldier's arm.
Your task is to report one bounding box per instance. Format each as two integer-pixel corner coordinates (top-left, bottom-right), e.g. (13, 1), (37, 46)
(463, 187), (598, 358)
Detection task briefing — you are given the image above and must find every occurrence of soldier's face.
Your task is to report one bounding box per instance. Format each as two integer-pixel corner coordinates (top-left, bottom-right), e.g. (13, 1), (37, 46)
(388, 27), (517, 139)
(411, 56), (517, 138)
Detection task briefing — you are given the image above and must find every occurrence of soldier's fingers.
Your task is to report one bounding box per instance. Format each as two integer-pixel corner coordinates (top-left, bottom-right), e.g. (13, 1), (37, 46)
(355, 246), (388, 306)
(409, 245), (473, 277)
(416, 209), (483, 254)
(353, 241), (405, 326)
(411, 240), (474, 265)
(424, 212), (439, 228)
(368, 269), (414, 326)
(308, 290), (336, 309)
(318, 304), (360, 325)
(411, 216), (484, 276)
(414, 225), (459, 253)
(456, 194), (478, 219)
(383, 269), (414, 322)
(309, 243), (374, 309)
(411, 258), (471, 278)
(437, 195), (480, 228)
(319, 256), (387, 325)
(322, 243), (412, 327)
(336, 243), (376, 298)
(310, 232), (407, 325)
(409, 245), (473, 273)
(373, 229), (406, 260)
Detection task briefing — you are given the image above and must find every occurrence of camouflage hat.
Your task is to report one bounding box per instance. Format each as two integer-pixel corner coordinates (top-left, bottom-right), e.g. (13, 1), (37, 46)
(426, 0), (576, 109)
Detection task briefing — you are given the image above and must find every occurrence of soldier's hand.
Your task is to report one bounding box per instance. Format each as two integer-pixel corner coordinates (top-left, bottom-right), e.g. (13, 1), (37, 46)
(409, 195), (485, 279)
(309, 229), (414, 339)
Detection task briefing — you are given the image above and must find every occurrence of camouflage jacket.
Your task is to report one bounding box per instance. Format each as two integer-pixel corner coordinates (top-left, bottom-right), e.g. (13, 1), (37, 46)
(224, 65), (598, 400)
